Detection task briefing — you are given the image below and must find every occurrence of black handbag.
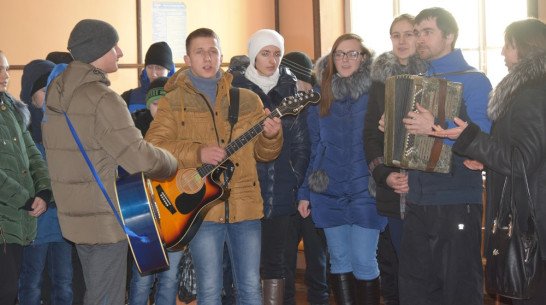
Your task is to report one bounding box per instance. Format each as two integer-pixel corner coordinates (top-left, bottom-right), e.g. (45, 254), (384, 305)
(485, 146), (543, 299)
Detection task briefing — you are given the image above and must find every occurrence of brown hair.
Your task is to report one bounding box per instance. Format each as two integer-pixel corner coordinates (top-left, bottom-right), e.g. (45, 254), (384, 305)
(319, 33), (371, 117)
(185, 28), (221, 55)
(390, 14), (416, 35)
(415, 7), (459, 50)
(505, 18), (546, 61)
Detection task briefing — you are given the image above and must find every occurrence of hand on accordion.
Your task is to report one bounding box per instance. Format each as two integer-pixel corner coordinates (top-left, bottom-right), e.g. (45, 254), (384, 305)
(403, 103), (435, 135)
(378, 113), (385, 133)
(429, 117), (468, 140)
(386, 172), (409, 194)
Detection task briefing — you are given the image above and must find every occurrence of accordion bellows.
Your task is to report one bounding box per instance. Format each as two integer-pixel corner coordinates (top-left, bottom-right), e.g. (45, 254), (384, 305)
(384, 75), (463, 173)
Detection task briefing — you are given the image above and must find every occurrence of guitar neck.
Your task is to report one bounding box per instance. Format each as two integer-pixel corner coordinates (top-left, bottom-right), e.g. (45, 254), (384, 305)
(197, 109), (282, 177)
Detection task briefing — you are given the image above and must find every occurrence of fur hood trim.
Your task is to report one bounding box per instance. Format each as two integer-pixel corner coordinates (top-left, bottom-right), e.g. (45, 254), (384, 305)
(2, 92), (30, 126)
(314, 54), (329, 87)
(370, 51), (426, 83)
(488, 51), (546, 120)
(315, 53), (374, 101)
(14, 98), (31, 127)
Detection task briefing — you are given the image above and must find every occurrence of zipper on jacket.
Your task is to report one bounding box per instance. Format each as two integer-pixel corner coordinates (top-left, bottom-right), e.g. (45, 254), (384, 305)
(0, 226), (6, 254)
(197, 93), (230, 223)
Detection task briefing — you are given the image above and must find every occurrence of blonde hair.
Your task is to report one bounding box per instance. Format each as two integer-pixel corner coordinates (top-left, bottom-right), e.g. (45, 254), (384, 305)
(390, 14), (416, 34)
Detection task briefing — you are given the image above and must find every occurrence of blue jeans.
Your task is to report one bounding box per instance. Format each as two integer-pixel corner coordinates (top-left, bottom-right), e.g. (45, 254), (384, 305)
(18, 241), (73, 305)
(189, 220), (262, 305)
(129, 249), (183, 305)
(324, 224), (380, 280)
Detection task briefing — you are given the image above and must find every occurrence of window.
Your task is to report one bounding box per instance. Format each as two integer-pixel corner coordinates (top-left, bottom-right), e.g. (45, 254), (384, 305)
(350, 0), (528, 86)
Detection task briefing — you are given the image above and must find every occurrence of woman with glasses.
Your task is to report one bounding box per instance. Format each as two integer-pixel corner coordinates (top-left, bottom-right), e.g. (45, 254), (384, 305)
(298, 33), (387, 305)
(362, 14), (425, 305)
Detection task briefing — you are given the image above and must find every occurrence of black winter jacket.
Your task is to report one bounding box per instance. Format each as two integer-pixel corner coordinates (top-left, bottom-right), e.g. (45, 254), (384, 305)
(363, 52), (425, 218)
(453, 52), (546, 259)
(231, 66), (310, 218)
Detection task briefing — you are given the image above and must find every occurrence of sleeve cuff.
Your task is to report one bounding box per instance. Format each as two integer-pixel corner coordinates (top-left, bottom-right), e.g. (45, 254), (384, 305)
(35, 189), (52, 204)
(453, 122), (481, 154)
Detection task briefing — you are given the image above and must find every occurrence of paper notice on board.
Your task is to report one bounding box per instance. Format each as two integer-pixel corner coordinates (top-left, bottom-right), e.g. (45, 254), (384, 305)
(152, 2), (187, 59)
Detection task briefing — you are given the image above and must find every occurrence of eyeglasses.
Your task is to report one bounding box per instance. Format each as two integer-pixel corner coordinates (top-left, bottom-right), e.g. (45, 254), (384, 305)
(333, 50), (363, 61)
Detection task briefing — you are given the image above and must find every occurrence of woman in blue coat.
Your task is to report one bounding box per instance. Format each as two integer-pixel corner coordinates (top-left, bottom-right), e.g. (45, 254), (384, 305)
(298, 33), (386, 305)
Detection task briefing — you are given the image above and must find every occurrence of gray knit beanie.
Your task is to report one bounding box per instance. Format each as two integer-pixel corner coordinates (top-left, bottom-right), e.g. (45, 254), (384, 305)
(68, 19), (119, 64)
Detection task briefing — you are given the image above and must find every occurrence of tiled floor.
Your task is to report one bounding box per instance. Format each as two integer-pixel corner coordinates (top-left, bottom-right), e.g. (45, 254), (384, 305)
(292, 269), (511, 305)
(293, 268), (513, 305)
(178, 268), (512, 304)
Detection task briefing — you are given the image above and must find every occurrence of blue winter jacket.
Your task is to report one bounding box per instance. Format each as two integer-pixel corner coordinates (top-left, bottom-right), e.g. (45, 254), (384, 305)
(232, 66), (310, 218)
(121, 68), (175, 113)
(407, 49), (492, 205)
(298, 87), (387, 230)
(28, 104), (64, 245)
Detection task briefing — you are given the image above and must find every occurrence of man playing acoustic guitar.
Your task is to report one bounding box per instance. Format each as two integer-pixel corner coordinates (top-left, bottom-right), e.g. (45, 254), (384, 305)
(43, 19), (178, 305)
(145, 28), (283, 304)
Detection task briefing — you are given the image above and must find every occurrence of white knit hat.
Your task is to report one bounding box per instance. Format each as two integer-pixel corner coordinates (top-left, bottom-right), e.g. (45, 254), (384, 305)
(247, 29), (284, 67)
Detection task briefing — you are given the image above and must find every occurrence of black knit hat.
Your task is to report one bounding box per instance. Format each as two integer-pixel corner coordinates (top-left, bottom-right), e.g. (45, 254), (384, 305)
(46, 51), (74, 64)
(68, 19), (119, 64)
(281, 51), (314, 85)
(20, 59), (55, 105)
(145, 42), (174, 71)
(229, 55), (250, 69)
(145, 76), (169, 109)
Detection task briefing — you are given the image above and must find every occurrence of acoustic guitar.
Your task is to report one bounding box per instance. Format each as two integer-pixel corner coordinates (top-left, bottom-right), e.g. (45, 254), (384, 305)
(118, 90), (321, 258)
(115, 168), (169, 273)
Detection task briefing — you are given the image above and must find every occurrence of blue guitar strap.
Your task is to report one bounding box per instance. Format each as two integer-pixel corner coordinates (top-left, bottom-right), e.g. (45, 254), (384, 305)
(62, 111), (149, 243)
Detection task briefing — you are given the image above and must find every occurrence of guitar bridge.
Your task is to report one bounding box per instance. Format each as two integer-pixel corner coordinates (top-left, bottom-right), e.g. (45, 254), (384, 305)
(155, 185), (177, 215)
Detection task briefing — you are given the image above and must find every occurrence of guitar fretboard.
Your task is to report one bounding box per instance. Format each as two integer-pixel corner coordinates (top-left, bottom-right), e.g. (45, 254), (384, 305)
(195, 90), (319, 178)
(196, 110), (282, 178)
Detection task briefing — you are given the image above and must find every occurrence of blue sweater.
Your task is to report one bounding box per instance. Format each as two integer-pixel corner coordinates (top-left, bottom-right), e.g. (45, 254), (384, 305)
(407, 49), (492, 205)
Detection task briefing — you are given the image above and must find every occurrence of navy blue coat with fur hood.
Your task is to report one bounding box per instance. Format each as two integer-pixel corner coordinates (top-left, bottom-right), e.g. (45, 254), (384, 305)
(231, 66), (310, 218)
(298, 54), (387, 230)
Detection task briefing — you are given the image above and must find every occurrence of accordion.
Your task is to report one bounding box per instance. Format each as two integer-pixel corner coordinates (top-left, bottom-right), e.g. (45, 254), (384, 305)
(383, 75), (463, 173)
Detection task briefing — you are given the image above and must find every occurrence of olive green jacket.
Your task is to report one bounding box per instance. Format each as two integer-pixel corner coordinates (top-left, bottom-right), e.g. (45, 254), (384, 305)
(0, 92), (51, 245)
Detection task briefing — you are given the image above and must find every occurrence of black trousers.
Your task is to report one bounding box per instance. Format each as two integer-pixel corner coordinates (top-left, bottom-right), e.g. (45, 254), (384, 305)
(0, 243), (23, 305)
(261, 214), (291, 279)
(377, 224), (400, 305)
(284, 212), (330, 305)
(399, 203), (483, 305)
